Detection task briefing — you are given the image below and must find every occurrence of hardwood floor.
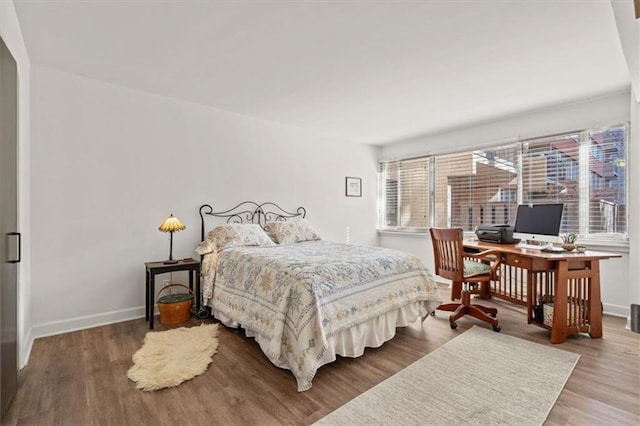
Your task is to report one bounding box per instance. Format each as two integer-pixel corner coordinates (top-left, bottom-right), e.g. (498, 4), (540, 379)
(3, 292), (639, 425)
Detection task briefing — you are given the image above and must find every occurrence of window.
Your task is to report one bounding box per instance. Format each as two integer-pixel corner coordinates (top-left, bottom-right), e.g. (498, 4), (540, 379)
(433, 148), (518, 230)
(378, 158), (429, 229)
(378, 124), (629, 243)
(587, 127), (626, 235)
(520, 135), (580, 235)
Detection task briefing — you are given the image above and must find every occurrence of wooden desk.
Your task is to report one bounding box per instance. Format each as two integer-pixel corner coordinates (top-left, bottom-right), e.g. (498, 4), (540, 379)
(463, 240), (621, 343)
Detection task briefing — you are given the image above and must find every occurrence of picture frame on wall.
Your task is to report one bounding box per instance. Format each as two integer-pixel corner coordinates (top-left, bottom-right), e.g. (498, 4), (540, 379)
(345, 177), (362, 197)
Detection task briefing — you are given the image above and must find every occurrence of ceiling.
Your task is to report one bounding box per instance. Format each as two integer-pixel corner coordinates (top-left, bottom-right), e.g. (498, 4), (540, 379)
(13, 0), (631, 145)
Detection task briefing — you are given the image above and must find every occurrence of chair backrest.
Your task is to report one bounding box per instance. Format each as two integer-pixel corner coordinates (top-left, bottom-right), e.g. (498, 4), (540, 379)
(429, 227), (465, 282)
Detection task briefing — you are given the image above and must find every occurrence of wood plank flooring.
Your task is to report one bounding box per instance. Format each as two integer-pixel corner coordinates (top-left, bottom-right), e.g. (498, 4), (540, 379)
(3, 291), (639, 425)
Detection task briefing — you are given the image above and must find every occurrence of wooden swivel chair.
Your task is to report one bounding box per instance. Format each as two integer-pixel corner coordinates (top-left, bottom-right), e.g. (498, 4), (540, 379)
(430, 227), (502, 332)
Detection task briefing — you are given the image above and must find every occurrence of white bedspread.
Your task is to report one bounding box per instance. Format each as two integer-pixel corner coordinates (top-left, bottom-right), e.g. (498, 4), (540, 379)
(203, 240), (442, 391)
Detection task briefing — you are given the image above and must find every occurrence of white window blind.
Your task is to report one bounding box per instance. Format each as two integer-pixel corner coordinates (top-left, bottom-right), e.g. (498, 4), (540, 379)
(587, 126), (627, 237)
(521, 134), (580, 235)
(378, 158), (429, 230)
(520, 125), (628, 239)
(433, 147), (519, 231)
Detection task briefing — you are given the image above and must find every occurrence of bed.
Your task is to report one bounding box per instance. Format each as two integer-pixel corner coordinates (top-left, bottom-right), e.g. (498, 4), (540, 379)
(197, 202), (443, 391)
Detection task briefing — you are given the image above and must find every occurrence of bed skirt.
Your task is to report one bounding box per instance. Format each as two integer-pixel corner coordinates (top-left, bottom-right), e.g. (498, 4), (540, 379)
(211, 300), (437, 388)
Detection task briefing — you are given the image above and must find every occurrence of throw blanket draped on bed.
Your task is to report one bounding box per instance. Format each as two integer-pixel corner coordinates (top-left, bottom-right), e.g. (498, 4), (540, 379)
(203, 240), (442, 391)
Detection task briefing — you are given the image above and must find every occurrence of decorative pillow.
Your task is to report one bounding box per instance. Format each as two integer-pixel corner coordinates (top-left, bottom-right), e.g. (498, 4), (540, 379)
(206, 223), (275, 252)
(263, 218), (322, 244)
(195, 240), (215, 255)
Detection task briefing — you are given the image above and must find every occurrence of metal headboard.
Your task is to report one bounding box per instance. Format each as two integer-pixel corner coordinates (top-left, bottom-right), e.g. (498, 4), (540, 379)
(199, 201), (307, 242)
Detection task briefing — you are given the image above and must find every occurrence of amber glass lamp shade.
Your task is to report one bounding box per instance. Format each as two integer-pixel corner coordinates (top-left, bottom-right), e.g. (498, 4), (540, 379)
(159, 214), (186, 264)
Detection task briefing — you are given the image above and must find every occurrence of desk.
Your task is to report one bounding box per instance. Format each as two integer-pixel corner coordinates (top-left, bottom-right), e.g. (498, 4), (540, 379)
(463, 240), (620, 343)
(144, 259), (201, 329)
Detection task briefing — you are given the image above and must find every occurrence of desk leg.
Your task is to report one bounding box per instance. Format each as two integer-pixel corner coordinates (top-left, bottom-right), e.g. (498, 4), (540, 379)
(526, 270), (535, 324)
(145, 269), (149, 321)
(551, 261), (569, 344)
(588, 260), (603, 339)
(149, 272), (155, 330)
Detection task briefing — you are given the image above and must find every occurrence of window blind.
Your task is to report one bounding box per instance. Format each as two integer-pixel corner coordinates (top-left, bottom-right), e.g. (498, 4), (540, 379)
(378, 158), (429, 230)
(378, 123), (628, 242)
(587, 126), (627, 237)
(520, 125), (628, 238)
(521, 134), (581, 235)
(433, 147), (518, 231)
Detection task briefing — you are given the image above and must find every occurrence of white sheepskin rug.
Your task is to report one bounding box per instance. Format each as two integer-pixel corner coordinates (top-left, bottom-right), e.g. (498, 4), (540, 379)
(127, 323), (219, 391)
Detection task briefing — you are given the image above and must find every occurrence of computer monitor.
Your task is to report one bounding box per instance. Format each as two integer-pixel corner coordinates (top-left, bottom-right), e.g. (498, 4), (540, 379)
(513, 203), (564, 245)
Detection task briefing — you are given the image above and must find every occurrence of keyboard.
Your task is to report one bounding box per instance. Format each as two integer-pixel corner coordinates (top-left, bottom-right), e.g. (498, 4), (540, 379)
(516, 242), (555, 251)
(541, 246), (565, 253)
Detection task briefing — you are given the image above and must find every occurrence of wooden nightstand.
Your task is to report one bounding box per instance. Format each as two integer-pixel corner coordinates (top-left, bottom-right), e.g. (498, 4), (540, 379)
(144, 259), (201, 329)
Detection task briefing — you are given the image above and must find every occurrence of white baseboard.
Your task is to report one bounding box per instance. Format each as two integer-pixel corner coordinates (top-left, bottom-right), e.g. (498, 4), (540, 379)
(602, 303), (630, 318)
(30, 306), (147, 342)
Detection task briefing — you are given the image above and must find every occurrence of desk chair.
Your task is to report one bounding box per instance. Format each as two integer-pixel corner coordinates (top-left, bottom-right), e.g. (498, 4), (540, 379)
(430, 227), (502, 332)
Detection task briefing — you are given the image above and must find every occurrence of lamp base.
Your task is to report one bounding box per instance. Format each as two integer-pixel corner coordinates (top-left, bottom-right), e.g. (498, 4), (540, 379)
(163, 259), (179, 264)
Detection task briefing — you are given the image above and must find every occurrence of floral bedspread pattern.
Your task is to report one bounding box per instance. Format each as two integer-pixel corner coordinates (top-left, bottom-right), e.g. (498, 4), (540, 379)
(204, 240), (442, 391)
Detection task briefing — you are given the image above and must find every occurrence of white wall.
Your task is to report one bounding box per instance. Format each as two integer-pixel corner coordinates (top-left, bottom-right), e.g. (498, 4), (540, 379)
(29, 67), (379, 341)
(379, 91), (633, 317)
(1, 0), (32, 368)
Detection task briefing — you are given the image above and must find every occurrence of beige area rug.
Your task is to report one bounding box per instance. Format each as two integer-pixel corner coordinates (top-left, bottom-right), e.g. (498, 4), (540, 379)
(127, 323), (219, 391)
(315, 326), (579, 426)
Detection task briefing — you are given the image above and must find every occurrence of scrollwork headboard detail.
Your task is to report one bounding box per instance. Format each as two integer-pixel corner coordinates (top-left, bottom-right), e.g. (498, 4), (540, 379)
(199, 201), (307, 242)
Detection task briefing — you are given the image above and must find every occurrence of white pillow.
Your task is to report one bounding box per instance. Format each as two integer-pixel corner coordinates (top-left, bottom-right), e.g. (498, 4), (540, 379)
(207, 223), (275, 251)
(263, 218), (322, 244)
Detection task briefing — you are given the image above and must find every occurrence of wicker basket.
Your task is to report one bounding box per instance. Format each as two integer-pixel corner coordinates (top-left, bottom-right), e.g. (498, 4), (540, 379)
(157, 283), (193, 325)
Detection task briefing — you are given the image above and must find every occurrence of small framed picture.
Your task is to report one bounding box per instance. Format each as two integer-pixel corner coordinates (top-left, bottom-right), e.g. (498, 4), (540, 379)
(345, 177), (362, 197)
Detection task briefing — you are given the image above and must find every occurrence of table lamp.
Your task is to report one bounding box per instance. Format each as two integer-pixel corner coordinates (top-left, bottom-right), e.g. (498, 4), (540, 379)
(158, 214), (186, 264)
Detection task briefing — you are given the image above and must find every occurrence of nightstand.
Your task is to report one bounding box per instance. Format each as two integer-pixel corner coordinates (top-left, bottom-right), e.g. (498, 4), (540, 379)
(144, 259), (201, 329)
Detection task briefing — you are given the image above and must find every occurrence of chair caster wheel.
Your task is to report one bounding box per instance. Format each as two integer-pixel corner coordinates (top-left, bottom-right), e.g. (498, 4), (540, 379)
(450, 322), (458, 329)
(492, 325), (501, 332)
(431, 310), (436, 316)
